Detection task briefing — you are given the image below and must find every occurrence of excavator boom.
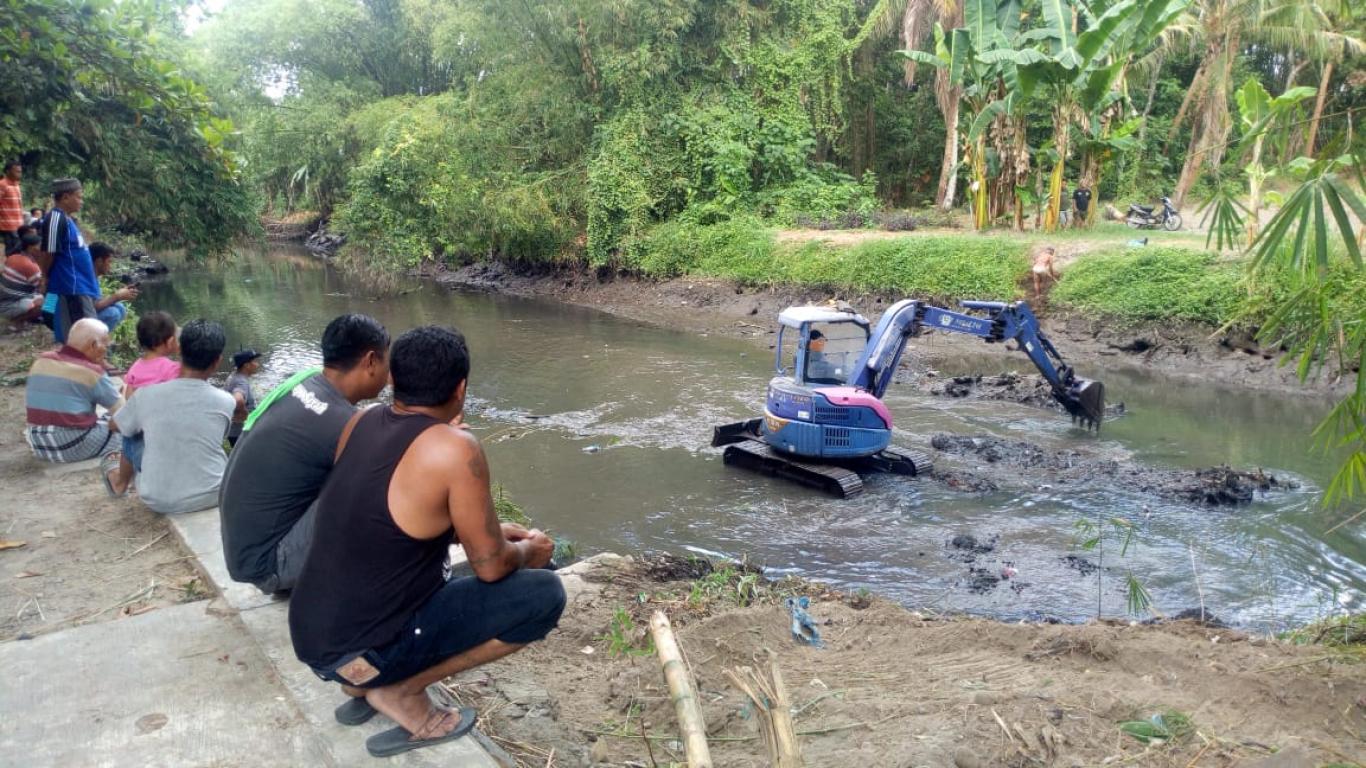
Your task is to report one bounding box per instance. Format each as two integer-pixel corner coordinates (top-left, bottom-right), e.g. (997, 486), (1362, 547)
(851, 299), (1105, 430)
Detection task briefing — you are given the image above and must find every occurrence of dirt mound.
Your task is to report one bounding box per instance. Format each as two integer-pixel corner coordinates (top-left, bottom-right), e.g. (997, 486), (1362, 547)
(921, 371), (1129, 419)
(929, 433), (1297, 506)
(451, 555), (1366, 768)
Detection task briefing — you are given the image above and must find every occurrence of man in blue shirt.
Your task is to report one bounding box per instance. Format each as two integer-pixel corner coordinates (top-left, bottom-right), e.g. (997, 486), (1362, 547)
(39, 179), (137, 343)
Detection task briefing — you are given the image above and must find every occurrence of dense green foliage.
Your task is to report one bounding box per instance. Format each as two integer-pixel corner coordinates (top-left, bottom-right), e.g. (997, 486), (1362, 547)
(0, 0), (255, 254)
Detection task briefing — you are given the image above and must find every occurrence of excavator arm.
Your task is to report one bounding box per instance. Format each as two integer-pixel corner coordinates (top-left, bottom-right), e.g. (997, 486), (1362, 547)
(850, 299), (1105, 430)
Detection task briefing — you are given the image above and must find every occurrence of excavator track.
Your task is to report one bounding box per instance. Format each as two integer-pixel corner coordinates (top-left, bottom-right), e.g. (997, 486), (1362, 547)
(722, 439), (865, 498)
(875, 445), (934, 477)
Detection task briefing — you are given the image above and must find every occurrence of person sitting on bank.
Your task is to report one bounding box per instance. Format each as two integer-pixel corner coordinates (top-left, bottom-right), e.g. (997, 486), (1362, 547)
(223, 348), (262, 447)
(288, 325), (565, 758)
(2, 228), (44, 326)
(24, 317), (124, 463)
(219, 314), (390, 595)
(123, 311), (180, 397)
(106, 319), (236, 513)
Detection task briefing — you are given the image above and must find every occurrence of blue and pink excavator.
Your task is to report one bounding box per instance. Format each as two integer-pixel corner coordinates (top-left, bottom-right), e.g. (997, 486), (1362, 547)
(713, 299), (1105, 497)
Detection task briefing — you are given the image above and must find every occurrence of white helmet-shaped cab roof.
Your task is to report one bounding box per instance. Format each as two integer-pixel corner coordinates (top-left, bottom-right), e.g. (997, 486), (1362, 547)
(777, 305), (870, 329)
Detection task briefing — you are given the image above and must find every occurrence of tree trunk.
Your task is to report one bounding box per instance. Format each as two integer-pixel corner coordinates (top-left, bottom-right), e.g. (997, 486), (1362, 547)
(1044, 106), (1070, 233)
(1245, 134), (1266, 246)
(1304, 61), (1334, 160)
(1078, 151), (1101, 226)
(936, 94), (960, 210)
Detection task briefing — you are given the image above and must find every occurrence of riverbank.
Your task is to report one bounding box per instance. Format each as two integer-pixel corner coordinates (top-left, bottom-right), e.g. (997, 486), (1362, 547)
(430, 252), (1350, 398)
(2, 331), (1364, 766)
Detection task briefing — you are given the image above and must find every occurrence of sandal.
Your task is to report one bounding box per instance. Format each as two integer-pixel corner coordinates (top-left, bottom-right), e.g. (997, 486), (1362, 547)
(365, 706), (477, 758)
(100, 452), (127, 498)
(334, 696), (378, 726)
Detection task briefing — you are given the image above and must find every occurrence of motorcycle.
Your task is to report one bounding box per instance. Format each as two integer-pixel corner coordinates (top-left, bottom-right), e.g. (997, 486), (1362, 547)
(1127, 196), (1182, 231)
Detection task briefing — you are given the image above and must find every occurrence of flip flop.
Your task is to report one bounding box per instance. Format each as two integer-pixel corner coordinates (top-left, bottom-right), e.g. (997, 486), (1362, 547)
(365, 706), (478, 758)
(100, 452), (127, 498)
(334, 697), (378, 726)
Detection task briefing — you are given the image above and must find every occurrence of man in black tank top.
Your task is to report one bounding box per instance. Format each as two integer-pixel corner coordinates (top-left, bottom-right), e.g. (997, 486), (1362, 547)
(289, 326), (565, 758)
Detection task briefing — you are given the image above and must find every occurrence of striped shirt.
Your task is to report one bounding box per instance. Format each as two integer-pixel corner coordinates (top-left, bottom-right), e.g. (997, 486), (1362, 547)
(26, 346), (124, 429)
(43, 209), (99, 297)
(0, 252), (41, 307)
(0, 178), (21, 232)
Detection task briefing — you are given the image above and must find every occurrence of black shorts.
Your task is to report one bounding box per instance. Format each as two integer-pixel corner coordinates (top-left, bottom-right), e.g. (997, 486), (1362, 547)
(312, 568), (566, 688)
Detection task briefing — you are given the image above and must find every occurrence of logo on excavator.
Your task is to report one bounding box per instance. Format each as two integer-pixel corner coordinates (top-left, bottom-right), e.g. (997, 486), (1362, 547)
(765, 414), (789, 434)
(939, 315), (952, 327)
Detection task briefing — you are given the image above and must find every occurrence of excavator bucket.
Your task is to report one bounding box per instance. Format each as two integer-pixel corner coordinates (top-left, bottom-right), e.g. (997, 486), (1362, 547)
(1061, 379), (1106, 431)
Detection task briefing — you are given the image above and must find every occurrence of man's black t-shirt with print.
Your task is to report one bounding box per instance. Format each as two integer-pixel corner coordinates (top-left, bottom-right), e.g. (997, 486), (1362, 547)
(219, 373), (355, 584)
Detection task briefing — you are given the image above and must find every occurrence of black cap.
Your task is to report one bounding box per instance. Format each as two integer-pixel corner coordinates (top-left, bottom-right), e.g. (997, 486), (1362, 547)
(232, 349), (262, 369)
(810, 330), (825, 340)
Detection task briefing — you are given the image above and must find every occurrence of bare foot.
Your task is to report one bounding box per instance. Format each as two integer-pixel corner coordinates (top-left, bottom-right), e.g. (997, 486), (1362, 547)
(365, 686), (464, 739)
(341, 684), (366, 698)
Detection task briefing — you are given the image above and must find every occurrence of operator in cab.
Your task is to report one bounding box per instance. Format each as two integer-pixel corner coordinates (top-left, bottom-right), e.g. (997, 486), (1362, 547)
(805, 330), (844, 384)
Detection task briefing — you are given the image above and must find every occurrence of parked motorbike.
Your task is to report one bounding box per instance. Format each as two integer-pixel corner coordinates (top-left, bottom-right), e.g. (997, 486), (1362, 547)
(1126, 196), (1182, 231)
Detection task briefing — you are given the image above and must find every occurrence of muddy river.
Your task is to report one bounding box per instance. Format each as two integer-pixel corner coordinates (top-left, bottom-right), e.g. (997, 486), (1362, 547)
(140, 247), (1364, 627)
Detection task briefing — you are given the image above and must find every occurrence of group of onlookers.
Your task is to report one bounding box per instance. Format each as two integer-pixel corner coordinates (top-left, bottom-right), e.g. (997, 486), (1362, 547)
(11, 164), (567, 754)
(2, 165), (139, 336)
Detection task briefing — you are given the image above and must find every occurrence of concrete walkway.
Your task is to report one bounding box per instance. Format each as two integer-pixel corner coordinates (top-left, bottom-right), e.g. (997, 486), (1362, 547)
(0, 504), (504, 768)
(167, 506), (503, 768)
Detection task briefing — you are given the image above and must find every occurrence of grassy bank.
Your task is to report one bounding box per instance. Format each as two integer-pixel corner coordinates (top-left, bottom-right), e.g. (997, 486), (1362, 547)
(619, 218), (1031, 301)
(1051, 245), (1366, 330)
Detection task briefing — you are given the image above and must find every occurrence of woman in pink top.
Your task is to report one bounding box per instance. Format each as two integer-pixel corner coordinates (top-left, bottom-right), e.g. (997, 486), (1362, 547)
(123, 311), (181, 397)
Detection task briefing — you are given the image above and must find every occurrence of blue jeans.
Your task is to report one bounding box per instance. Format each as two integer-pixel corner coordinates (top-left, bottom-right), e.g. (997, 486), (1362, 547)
(312, 569), (566, 688)
(97, 302), (126, 330)
(122, 433), (145, 472)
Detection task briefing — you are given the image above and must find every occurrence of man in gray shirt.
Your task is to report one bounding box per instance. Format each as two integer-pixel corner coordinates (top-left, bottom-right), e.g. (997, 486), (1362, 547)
(219, 314), (391, 594)
(112, 320), (236, 515)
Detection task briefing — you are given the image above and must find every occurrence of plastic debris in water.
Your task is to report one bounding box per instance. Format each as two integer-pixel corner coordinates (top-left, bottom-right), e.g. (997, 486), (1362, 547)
(582, 445), (601, 454)
(786, 596), (823, 648)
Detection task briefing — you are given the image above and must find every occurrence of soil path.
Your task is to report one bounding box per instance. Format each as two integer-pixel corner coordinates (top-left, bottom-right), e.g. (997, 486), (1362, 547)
(462, 554), (1366, 767)
(0, 329), (203, 641)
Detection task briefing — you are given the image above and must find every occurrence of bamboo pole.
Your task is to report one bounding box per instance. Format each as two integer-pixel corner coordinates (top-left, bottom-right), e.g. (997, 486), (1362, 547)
(649, 611), (712, 768)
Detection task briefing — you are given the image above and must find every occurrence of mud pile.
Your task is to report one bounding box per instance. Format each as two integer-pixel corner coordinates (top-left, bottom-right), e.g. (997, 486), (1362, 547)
(929, 433), (1297, 505)
(921, 371), (1128, 418)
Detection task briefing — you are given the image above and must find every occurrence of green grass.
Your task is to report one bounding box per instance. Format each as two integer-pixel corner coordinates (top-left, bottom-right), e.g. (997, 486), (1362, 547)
(1051, 247), (1245, 326)
(624, 218), (1031, 301)
(1279, 613), (1366, 649)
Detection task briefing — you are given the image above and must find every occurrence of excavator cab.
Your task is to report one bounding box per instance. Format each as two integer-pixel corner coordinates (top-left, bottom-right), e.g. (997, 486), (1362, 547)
(774, 308), (870, 387)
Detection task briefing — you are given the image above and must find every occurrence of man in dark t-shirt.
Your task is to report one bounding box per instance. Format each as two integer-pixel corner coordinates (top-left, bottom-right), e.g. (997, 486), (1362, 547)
(219, 314), (390, 594)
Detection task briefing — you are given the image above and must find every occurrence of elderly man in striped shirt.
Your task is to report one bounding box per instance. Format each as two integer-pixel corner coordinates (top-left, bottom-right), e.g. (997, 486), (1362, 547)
(24, 317), (124, 464)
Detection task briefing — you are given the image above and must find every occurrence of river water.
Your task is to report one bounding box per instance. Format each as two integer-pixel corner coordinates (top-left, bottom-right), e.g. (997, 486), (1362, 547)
(141, 247), (1364, 627)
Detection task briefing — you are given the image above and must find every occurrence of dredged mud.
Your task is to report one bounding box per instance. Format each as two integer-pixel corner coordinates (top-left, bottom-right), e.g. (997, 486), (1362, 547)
(928, 433), (1298, 506)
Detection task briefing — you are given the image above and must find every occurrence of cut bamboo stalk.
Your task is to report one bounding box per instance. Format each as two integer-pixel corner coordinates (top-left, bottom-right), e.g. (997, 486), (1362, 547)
(724, 659), (803, 767)
(649, 611), (712, 768)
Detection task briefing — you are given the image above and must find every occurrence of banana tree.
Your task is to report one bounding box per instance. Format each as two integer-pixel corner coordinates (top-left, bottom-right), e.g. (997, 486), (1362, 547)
(901, 21), (998, 229)
(986, 0), (1187, 231)
(1235, 78), (1317, 243)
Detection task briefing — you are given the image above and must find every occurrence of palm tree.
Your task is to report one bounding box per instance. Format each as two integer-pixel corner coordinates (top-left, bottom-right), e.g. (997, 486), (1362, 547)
(1302, 0), (1361, 157)
(859, 0), (963, 209)
(1164, 0), (1362, 207)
